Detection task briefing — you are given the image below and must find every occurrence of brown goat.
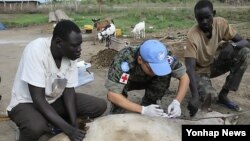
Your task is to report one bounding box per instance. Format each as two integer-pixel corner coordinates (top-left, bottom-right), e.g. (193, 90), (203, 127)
(91, 18), (114, 45)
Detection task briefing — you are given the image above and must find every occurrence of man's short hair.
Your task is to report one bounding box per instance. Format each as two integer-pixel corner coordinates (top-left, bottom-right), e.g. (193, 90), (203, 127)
(52, 20), (81, 41)
(194, 0), (213, 13)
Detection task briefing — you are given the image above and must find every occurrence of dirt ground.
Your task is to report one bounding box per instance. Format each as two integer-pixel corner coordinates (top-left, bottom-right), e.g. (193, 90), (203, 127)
(0, 24), (250, 141)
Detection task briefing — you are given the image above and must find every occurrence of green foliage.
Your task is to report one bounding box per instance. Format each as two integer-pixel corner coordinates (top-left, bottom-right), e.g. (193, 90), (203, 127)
(67, 7), (195, 35)
(216, 9), (250, 23)
(1, 14), (48, 28)
(1, 2), (249, 36)
(96, 0), (198, 4)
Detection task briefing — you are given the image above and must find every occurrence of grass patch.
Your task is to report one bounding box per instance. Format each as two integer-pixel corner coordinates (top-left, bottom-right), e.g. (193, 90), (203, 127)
(68, 14), (94, 28)
(1, 4), (249, 37)
(1, 14), (48, 28)
(69, 8), (196, 35)
(216, 8), (250, 23)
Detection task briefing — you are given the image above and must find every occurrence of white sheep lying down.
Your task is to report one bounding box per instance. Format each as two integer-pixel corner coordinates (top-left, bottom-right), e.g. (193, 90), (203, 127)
(48, 110), (238, 141)
(131, 21), (145, 39)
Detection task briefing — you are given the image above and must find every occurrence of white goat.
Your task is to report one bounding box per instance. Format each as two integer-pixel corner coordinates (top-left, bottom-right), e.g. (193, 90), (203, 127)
(97, 23), (116, 40)
(131, 21), (145, 39)
(97, 23), (116, 48)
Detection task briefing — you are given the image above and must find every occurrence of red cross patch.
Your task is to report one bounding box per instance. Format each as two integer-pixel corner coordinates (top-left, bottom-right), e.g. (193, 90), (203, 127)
(119, 73), (130, 84)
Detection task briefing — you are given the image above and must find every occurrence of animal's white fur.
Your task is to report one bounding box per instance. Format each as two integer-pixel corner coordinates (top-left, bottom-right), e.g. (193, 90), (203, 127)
(97, 23), (116, 40)
(131, 21), (145, 39)
(48, 110), (237, 141)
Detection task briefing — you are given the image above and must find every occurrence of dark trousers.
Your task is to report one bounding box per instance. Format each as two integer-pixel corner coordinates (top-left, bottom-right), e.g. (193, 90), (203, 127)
(196, 46), (250, 104)
(193, 46), (250, 110)
(211, 46), (250, 91)
(8, 93), (107, 141)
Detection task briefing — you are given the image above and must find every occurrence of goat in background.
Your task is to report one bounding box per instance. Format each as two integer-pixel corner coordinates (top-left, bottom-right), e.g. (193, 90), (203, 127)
(131, 21), (145, 39)
(97, 23), (116, 48)
(92, 18), (114, 45)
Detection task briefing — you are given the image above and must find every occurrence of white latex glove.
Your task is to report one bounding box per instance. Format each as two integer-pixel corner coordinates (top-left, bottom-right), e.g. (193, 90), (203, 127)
(141, 104), (165, 117)
(167, 99), (181, 118)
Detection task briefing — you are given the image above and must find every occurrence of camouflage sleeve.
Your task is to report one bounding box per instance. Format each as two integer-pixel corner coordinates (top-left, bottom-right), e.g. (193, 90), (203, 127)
(170, 57), (186, 79)
(104, 79), (124, 94)
(104, 54), (126, 94)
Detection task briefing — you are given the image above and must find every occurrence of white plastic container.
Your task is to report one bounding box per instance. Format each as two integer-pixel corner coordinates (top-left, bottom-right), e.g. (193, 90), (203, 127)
(76, 60), (94, 87)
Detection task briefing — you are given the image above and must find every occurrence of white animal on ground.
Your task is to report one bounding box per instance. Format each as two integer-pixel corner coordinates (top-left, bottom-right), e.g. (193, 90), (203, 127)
(131, 21), (145, 39)
(48, 110), (238, 141)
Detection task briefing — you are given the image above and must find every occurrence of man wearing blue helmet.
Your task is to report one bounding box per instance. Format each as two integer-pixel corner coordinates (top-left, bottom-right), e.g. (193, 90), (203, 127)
(105, 39), (189, 118)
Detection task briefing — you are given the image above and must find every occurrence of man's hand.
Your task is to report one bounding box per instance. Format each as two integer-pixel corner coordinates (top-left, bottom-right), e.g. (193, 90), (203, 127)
(187, 97), (199, 117)
(218, 43), (235, 60)
(67, 128), (86, 141)
(141, 104), (165, 117)
(167, 99), (181, 118)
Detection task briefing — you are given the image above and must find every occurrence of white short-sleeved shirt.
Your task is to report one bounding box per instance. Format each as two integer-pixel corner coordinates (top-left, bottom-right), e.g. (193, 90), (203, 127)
(7, 37), (78, 111)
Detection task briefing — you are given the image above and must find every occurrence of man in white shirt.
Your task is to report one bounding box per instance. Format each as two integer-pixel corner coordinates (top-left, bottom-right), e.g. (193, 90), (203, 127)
(7, 20), (107, 141)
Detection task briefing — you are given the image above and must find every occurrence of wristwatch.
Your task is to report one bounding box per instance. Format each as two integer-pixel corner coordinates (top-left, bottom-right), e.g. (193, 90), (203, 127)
(231, 42), (237, 49)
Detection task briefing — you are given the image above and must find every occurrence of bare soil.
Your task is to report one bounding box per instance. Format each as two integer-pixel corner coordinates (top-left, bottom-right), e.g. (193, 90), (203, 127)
(90, 49), (118, 69)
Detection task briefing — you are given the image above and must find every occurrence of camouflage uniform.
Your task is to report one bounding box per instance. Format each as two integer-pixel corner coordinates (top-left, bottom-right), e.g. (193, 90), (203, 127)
(105, 46), (186, 113)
